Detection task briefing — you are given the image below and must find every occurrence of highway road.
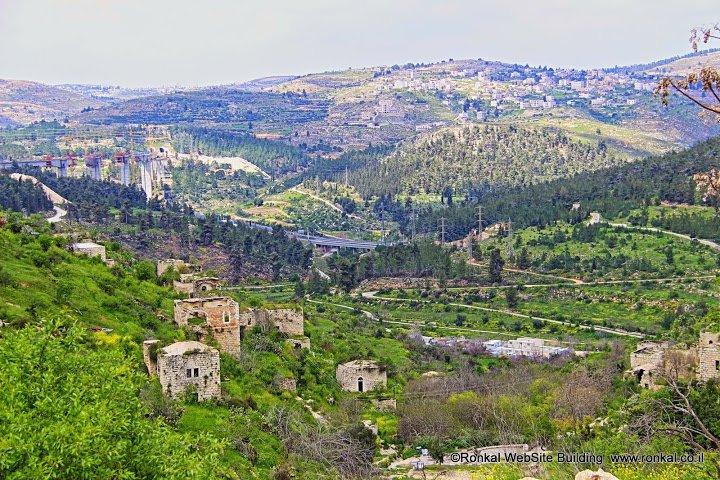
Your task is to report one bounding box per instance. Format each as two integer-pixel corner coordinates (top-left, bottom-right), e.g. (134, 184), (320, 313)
(239, 219), (384, 250)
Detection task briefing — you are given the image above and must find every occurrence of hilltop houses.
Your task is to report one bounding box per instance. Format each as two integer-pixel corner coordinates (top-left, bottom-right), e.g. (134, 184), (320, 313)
(174, 297), (242, 354)
(697, 332), (720, 382)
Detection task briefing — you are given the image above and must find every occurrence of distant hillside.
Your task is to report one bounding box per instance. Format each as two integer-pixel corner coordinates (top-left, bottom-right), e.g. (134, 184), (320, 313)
(75, 88), (329, 129)
(408, 135), (720, 242)
(234, 75), (299, 91)
(348, 124), (629, 197)
(603, 48), (720, 74)
(643, 49), (720, 76)
(0, 79), (106, 125)
(6, 48), (720, 165)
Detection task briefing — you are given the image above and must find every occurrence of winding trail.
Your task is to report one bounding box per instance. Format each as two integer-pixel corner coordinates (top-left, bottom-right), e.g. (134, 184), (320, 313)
(220, 283), (293, 291)
(359, 291), (646, 338)
(305, 298), (523, 338)
(468, 259), (582, 285)
(47, 205), (67, 224)
(591, 211), (720, 252)
(290, 185), (365, 222)
(442, 274), (716, 291)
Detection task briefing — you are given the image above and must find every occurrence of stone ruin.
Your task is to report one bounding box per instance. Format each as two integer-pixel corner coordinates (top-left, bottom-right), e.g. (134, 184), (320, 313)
(71, 241), (107, 262)
(157, 259), (222, 295)
(157, 258), (188, 277)
(173, 274), (221, 295)
(174, 297), (242, 355)
(173, 298), (308, 356)
(336, 360), (387, 393)
(698, 332), (720, 382)
(629, 332), (720, 388)
(239, 308), (305, 337)
(629, 341), (678, 389)
(143, 339), (221, 401)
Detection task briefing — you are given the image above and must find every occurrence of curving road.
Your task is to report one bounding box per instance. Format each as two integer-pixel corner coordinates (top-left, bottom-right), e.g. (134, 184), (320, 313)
(47, 205), (67, 223)
(9, 173), (69, 224)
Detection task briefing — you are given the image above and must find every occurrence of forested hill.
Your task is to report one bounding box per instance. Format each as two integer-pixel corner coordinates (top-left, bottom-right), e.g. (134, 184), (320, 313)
(348, 124), (628, 197)
(171, 126), (310, 175)
(405, 135), (720, 241)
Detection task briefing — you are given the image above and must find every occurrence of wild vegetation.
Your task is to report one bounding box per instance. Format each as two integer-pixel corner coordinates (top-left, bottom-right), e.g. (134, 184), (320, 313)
(349, 124), (626, 197)
(0, 175), (53, 213)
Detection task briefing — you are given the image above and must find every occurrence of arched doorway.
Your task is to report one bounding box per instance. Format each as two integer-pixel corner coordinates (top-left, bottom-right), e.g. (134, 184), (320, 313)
(357, 377), (364, 392)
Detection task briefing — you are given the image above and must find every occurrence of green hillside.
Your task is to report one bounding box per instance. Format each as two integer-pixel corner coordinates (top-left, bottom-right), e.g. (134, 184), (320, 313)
(349, 124), (628, 197)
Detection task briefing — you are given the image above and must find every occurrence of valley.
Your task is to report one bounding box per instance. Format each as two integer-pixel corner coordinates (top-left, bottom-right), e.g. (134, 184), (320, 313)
(3, 18), (720, 480)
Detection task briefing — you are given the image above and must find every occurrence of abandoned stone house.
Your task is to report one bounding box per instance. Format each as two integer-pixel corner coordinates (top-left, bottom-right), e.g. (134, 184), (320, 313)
(157, 258), (188, 277)
(173, 298), (308, 356)
(238, 308), (305, 337)
(630, 341), (683, 389)
(629, 332), (720, 389)
(71, 241), (107, 262)
(173, 274), (221, 295)
(143, 339), (221, 401)
(336, 360), (387, 393)
(174, 297), (242, 355)
(698, 332), (720, 382)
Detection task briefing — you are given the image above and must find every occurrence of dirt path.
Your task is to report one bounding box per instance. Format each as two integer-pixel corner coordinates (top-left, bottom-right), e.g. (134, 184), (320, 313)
(443, 274), (716, 291)
(590, 211), (720, 252)
(290, 186), (365, 222)
(305, 298), (522, 338)
(468, 259), (582, 285)
(360, 291), (645, 338)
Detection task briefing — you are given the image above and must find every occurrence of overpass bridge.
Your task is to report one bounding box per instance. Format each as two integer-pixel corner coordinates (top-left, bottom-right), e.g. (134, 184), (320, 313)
(288, 231), (383, 250)
(0, 151), (170, 200)
(236, 220), (386, 250)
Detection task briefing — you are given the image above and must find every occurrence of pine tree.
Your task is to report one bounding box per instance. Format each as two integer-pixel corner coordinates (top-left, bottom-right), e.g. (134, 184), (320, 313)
(489, 248), (504, 284)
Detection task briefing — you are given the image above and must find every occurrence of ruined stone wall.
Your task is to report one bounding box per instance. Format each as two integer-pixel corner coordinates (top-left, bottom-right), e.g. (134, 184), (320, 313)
(173, 280), (195, 295)
(194, 278), (220, 294)
(173, 297), (241, 355)
(142, 339), (159, 376)
(267, 309), (304, 336)
(336, 362), (387, 392)
(630, 342), (668, 371)
(157, 259), (186, 277)
(698, 332), (720, 382)
(157, 348), (221, 400)
(238, 308), (305, 336)
(173, 277), (220, 296)
(72, 243), (107, 262)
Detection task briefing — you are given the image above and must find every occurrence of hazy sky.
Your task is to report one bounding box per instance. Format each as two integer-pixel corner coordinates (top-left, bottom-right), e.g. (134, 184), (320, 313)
(1, 0), (717, 87)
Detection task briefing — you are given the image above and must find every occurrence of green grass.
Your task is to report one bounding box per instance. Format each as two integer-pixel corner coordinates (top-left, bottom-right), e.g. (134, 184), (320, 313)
(482, 222), (720, 281)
